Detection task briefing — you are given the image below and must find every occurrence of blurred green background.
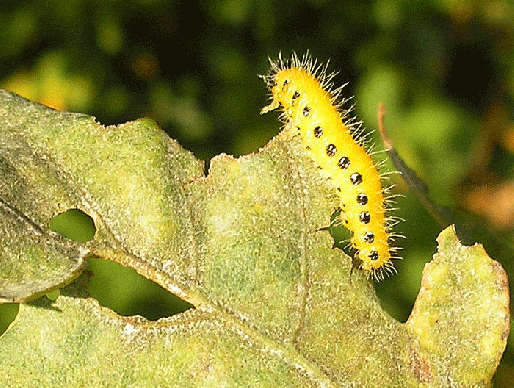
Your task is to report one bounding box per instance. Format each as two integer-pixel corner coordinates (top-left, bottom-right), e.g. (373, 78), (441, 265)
(0, 0), (513, 384)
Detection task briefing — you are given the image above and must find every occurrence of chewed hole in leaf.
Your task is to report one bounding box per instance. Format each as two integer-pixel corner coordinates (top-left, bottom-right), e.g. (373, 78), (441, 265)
(0, 303), (19, 337)
(49, 209), (96, 242)
(87, 258), (193, 320)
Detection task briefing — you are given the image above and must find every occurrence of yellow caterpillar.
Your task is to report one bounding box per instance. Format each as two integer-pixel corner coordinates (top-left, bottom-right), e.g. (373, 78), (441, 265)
(261, 53), (400, 280)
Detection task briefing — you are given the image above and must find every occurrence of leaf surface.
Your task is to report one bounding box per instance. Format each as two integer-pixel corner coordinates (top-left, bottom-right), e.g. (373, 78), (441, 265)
(0, 90), (509, 387)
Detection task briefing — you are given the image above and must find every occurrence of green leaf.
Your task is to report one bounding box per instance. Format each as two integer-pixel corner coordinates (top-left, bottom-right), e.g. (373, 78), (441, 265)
(406, 225), (510, 385)
(0, 90), (509, 386)
(0, 93), (88, 302)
